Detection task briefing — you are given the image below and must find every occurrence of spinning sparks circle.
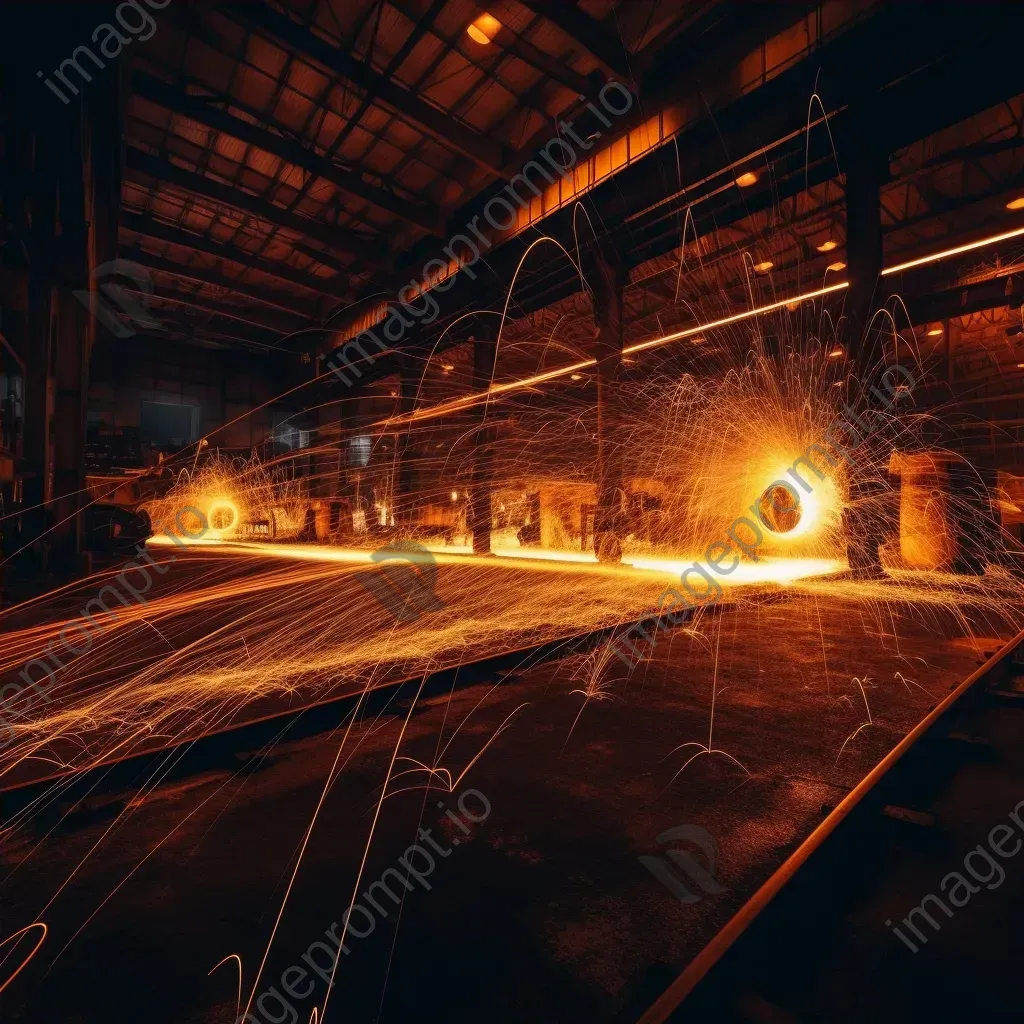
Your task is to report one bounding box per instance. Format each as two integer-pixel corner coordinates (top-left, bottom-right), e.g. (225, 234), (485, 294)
(207, 499), (239, 536)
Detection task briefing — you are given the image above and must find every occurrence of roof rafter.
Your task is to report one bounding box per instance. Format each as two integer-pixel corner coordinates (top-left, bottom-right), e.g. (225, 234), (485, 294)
(120, 211), (349, 301)
(516, 0), (633, 81)
(146, 285), (293, 334)
(121, 245), (317, 320)
(132, 71), (443, 237)
(146, 311), (279, 353)
(226, 1), (510, 175)
(124, 146), (387, 273)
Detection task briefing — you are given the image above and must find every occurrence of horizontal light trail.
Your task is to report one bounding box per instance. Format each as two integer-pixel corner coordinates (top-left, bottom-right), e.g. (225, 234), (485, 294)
(881, 224), (1024, 276)
(150, 534), (842, 587)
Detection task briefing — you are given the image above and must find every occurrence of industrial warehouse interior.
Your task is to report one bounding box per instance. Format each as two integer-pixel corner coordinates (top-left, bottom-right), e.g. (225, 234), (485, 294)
(3, 1), (1024, 1021)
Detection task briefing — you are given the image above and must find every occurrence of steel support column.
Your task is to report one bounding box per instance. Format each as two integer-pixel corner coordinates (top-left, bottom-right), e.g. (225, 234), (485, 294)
(586, 240), (628, 563)
(395, 362), (420, 526)
(470, 333), (497, 555)
(843, 84), (890, 578)
(22, 127), (58, 563)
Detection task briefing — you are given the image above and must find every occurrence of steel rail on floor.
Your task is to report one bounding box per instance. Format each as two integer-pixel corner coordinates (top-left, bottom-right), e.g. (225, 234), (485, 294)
(638, 624), (1024, 1024)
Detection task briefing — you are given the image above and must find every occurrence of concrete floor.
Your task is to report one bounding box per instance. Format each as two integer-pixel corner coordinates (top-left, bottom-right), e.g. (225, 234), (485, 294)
(0, 555), (1016, 1023)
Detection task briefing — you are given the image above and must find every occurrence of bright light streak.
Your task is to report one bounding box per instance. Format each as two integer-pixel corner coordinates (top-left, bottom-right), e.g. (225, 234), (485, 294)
(881, 224), (1024, 276)
(148, 535), (842, 588)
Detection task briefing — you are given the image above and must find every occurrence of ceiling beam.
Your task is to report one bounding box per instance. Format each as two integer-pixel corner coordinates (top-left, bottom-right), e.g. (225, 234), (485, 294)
(131, 71), (443, 237)
(124, 146), (386, 273)
(906, 274), (1023, 326)
(121, 246), (316, 320)
(120, 211), (348, 300)
(143, 310), (280, 353)
(227, 2), (510, 175)
(489, 23), (598, 102)
(516, 0), (632, 81)
(146, 286), (293, 338)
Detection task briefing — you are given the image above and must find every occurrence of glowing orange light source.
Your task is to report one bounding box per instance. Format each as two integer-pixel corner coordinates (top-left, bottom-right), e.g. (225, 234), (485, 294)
(753, 260), (774, 273)
(1007, 196), (1024, 211)
(442, 363), (454, 373)
(570, 373), (582, 381)
(826, 261), (847, 272)
(450, 491), (459, 502)
(467, 12), (501, 44)
(207, 499), (239, 535)
(1017, 363), (1024, 369)
(816, 239), (838, 252)
(828, 347), (844, 358)
(926, 327), (944, 337)
(735, 171), (758, 187)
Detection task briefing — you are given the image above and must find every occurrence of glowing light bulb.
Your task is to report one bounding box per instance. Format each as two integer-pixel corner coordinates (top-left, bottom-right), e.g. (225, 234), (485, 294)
(467, 12), (501, 44)
(753, 260), (774, 273)
(735, 171), (758, 187)
(816, 239), (838, 252)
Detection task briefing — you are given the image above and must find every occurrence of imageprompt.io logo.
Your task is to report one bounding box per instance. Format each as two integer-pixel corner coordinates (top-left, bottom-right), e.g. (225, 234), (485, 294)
(74, 258), (160, 338)
(639, 825), (727, 904)
(354, 542), (446, 623)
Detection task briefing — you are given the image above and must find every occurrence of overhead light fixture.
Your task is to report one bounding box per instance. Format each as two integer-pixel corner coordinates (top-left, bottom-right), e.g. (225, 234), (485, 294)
(467, 12), (501, 45)
(833, 380), (844, 387)
(926, 327), (944, 337)
(442, 362), (455, 372)
(753, 260), (774, 273)
(816, 239), (838, 253)
(735, 171), (758, 187)
(1007, 196), (1024, 211)
(570, 373), (582, 381)
(826, 261), (847, 272)
(451, 490), (459, 501)
(828, 347), (844, 358)
(1018, 363), (1024, 368)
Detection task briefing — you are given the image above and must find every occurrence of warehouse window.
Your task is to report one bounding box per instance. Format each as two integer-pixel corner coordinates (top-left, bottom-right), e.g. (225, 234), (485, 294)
(140, 401), (198, 446)
(273, 422), (311, 449)
(348, 435), (371, 467)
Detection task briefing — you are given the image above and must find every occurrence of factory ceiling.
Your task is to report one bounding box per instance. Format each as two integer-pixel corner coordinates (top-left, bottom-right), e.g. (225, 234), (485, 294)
(104, 1), (1024, 365)
(117, 0), (723, 352)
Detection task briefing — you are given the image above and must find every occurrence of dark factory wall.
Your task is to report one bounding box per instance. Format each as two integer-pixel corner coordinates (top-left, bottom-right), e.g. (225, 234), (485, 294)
(87, 335), (290, 455)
